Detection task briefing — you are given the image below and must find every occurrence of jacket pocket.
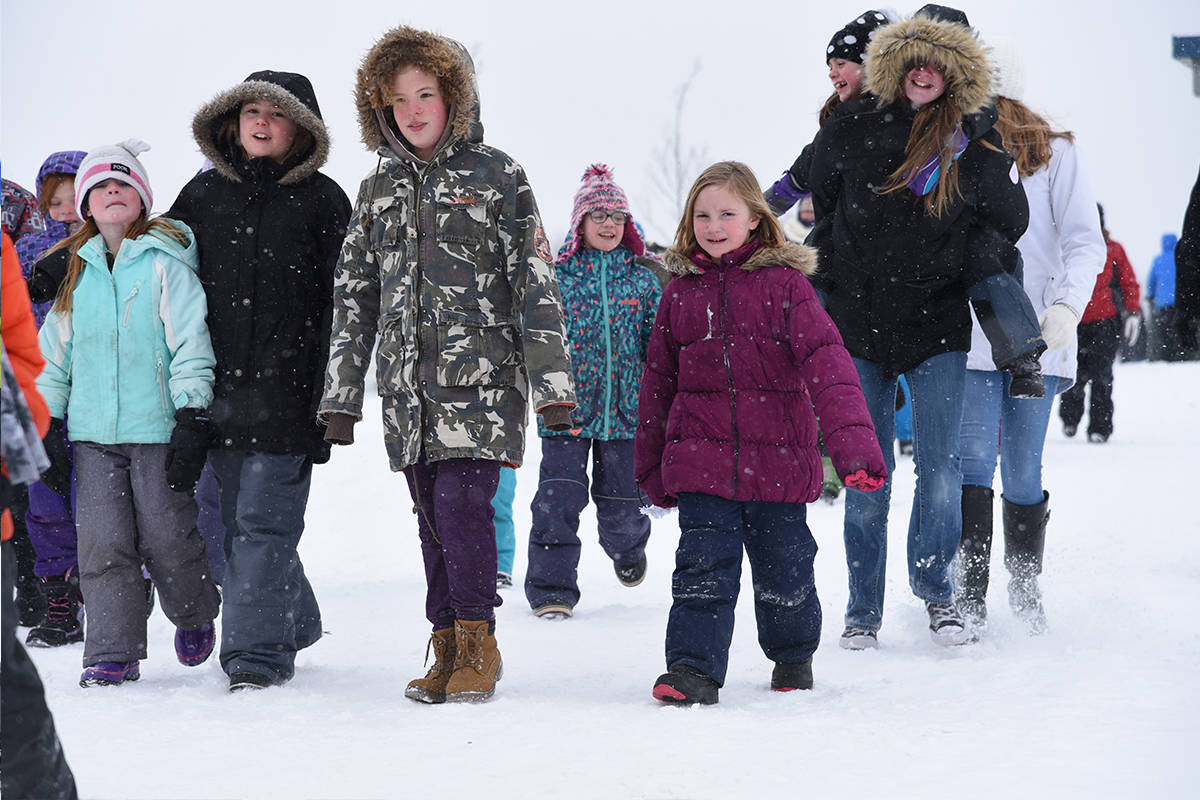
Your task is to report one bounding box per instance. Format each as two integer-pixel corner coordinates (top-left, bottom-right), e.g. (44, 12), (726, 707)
(435, 309), (519, 387)
(375, 313), (412, 396)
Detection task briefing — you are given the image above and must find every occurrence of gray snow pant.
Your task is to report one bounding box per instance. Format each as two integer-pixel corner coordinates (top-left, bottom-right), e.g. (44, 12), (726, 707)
(75, 442), (220, 666)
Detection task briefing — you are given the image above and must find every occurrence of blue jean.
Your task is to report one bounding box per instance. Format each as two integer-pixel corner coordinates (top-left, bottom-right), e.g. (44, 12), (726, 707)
(493, 466), (516, 575)
(210, 451), (321, 683)
(525, 437), (650, 610)
(843, 352), (966, 631)
(961, 370), (1060, 505)
(666, 492), (820, 686)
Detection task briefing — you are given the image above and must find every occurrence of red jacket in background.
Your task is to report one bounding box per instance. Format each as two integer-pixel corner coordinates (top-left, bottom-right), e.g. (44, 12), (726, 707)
(1081, 238), (1141, 323)
(1, 232), (51, 541)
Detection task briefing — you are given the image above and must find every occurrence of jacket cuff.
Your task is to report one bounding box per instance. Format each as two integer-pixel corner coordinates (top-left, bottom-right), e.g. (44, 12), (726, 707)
(323, 412), (357, 445)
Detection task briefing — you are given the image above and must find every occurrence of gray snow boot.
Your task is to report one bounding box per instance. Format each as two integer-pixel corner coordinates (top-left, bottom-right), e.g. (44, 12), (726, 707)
(1003, 491), (1049, 634)
(957, 485), (994, 628)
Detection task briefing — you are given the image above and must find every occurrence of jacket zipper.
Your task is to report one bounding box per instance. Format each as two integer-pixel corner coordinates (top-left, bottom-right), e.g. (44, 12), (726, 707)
(719, 268), (739, 497)
(601, 256), (612, 438)
(156, 352), (168, 413)
(122, 284), (140, 327)
(411, 164), (428, 419)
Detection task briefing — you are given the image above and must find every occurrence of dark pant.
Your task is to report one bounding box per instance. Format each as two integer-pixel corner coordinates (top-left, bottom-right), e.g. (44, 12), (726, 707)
(525, 437), (650, 609)
(1, 541), (79, 800)
(666, 492), (821, 686)
(404, 457), (502, 630)
(1060, 316), (1121, 437)
(196, 459), (226, 584)
(211, 450), (321, 683)
(26, 423), (76, 578)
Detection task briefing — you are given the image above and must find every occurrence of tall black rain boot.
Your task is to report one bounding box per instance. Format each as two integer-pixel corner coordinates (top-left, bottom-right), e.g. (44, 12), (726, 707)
(1003, 491), (1050, 634)
(957, 485), (994, 628)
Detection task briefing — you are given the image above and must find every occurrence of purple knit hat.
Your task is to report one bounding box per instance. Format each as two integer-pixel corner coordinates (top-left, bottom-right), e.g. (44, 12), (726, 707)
(558, 164), (645, 264)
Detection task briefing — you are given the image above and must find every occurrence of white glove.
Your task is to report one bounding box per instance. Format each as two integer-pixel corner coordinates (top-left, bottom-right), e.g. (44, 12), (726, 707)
(1123, 313), (1141, 346)
(1038, 303), (1079, 350)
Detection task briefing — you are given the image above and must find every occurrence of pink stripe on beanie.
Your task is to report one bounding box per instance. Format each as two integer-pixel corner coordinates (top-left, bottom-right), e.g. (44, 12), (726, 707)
(75, 139), (154, 221)
(558, 164), (644, 264)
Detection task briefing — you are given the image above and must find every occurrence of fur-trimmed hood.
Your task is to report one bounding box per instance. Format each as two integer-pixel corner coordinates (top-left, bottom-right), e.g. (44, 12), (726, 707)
(864, 11), (992, 115)
(354, 25), (481, 160)
(192, 71), (330, 186)
(661, 242), (818, 277)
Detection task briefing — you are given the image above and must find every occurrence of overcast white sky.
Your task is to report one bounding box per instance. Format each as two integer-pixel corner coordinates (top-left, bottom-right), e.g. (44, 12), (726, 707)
(3, 0), (1198, 274)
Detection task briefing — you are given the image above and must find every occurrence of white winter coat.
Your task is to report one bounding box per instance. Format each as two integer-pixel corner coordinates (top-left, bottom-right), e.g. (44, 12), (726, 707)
(966, 137), (1106, 392)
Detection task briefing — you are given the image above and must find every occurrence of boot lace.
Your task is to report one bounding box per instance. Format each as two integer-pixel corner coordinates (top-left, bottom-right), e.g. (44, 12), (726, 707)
(43, 585), (73, 623)
(423, 633), (454, 677)
(454, 627), (485, 673)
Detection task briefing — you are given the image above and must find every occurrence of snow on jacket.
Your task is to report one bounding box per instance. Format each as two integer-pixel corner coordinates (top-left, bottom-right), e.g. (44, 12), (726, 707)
(966, 137), (1105, 392)
(1146, 233), (1177, 308)
(36, 221), (214, 444)
(1081, 238), (1140, 323)
(15, 151), (86, 327)
(539, 245), (660, 440)
(320, 26), (575, 471)
(169, 70), (351, 461)
(635, 239), (885, 508)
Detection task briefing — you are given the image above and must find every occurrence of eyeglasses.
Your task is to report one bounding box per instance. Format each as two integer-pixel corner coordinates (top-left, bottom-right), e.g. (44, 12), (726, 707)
(587, 210), (628, 225)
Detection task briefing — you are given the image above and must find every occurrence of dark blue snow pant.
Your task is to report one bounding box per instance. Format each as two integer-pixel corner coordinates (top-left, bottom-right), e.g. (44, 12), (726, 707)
(525, 437), (650, 610)
(666, 492), (821, 686)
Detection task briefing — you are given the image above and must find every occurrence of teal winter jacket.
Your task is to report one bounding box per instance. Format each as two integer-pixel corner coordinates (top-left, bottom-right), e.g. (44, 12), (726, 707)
(37, 221), (214, 443)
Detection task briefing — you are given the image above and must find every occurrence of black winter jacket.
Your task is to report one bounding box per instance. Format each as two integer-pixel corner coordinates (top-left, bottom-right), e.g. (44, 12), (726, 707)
(808, 98), (1027, 378)
(169, 70), (351, 460)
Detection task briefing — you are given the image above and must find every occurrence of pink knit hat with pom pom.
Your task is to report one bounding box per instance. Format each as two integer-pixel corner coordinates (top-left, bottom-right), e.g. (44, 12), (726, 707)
(558, 164), (645, 264)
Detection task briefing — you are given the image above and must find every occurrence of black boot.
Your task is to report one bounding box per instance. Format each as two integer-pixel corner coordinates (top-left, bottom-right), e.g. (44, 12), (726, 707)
(1003, 351), (1046, 399)
(957, 485), (994, 627)
(25, 568), (84, 648)
(1002, 491), (1050, 634)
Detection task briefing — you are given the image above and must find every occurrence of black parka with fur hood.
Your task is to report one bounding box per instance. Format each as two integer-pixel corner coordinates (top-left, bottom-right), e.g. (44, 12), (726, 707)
(170, 70), (351, 461)
(807, 11), (1029, 378)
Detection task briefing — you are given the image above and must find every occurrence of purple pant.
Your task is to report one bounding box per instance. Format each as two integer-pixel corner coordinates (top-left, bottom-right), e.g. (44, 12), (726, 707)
(403, 458), (502, 630)
(26, 431), (77, 578)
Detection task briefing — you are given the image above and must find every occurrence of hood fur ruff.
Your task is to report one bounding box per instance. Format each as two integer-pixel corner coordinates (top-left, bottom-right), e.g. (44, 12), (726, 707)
(192, 80), (330, 185)
(662, 242), (819, 277)
(354, 26), (478, 153)
(865, 14), (993, 115)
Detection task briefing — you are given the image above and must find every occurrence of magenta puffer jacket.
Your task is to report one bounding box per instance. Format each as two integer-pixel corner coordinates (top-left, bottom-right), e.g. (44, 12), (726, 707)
(635, 239), (886, 507)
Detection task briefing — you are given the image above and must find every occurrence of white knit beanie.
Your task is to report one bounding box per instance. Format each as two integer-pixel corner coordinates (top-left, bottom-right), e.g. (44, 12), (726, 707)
(990, 37), (1026, 101)
(75, 139), (153, 221)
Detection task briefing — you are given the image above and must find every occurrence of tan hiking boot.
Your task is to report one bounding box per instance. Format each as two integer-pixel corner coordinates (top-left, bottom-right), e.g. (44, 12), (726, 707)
(404, 627), (457, 704)
(444, 619), (503, 703)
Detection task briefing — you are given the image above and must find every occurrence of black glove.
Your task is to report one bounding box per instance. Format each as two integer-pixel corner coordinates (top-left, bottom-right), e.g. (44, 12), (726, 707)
(165, 408), (213, 493)
(40, 418), (73, 496)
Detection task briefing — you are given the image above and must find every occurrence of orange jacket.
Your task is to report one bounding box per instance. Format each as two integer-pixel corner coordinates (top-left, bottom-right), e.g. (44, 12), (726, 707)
(1, 231), (50, 540)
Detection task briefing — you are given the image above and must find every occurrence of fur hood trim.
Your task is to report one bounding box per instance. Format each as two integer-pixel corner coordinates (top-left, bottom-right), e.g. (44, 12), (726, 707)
(865, 14), (992, 115)
(662, 242), (818, 277)
(192, 78), (330, 185)
(354, 26), (479, 154)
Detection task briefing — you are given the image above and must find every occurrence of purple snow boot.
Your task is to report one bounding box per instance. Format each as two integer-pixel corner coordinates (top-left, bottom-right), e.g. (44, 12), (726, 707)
(80, 661), (141, 687)
(175, 621), (216, 667)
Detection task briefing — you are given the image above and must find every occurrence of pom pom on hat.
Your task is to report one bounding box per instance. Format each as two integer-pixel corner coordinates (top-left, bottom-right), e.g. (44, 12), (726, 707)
(75, 138), (154, 222)
(558, 163), (644, 263)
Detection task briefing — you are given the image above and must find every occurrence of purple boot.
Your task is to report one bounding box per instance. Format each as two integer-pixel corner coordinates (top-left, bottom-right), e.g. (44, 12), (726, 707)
(175, 621), (216, 667)
(80, 661), (140, 687)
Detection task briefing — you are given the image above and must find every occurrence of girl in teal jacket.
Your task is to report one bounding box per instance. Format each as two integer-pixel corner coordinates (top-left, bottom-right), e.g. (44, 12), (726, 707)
(36, 140), (220, 688)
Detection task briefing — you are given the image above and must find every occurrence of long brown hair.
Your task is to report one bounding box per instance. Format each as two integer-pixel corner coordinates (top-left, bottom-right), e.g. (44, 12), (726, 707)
(673, 161), (785, 256)
(993, 96), (1074, 178)
(876, 92), (966, 218)
(215, 101), (314, 168)
(818, 92), (841, 126)
(48, 214), (190, 314)
(37, 174), (74, 216)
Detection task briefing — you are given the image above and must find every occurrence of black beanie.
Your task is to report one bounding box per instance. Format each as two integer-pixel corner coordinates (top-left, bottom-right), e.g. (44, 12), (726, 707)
(915, 4), (971, 27)
(825, 10), (891, 64)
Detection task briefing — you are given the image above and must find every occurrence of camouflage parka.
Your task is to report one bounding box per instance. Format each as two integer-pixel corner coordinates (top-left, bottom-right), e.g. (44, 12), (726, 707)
(319, 26), (576, 470)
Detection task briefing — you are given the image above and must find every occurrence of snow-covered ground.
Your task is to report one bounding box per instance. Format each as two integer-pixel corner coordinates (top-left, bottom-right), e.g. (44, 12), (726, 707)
(23, 359), (1200, 799)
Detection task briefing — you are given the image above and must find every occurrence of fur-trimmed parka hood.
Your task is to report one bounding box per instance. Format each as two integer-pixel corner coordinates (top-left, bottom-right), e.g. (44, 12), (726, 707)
(192, 70), (331, 186)
(354, 26), (482, 161)
(864, 10), (992, 115)
(662, 242), (818, 277)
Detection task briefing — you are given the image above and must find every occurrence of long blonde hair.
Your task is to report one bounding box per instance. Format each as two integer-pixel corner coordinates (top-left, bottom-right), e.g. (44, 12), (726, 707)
(673, 161), (785, 256)
(49, 214), (190, 314)
(993, 96), (1074, 178)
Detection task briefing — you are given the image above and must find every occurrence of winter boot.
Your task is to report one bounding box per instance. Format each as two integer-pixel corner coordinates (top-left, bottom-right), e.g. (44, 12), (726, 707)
(771, 659), (814, 692)
(956, 485), (995, 628)
(15, 572), (47, 628)
(25, 568), (84, 648)
(615, 554), (648, 587)
(444, 619), (503, 703)
(652, 665), (720, 705)
(175, 621), (216, 667)
(1003, 351), (1046, 399)
(80, 660), (140, 687)
(1003, 491), (1050, 634)
(404, 626), (457, 704)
